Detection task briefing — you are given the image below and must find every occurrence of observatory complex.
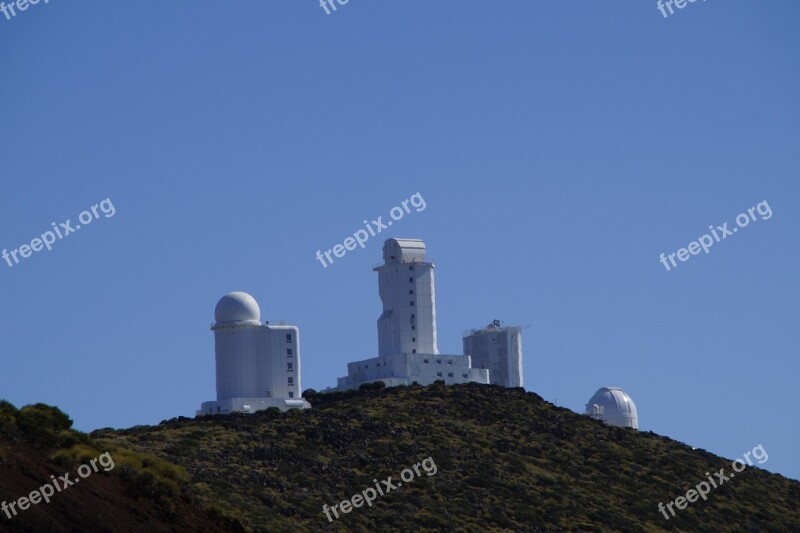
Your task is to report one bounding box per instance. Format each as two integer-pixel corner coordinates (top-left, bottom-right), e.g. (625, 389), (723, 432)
(334, 238), (523, 390)
(192, 242), (643, 432)
(197, 292), (311, 415)
(584, 387), (638, 429)
(193, 242), (641, 429)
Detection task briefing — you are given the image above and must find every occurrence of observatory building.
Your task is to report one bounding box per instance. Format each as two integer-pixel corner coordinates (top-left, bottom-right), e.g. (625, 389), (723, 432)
(463, 320), (524, 388)
(335, 238), (489, 389)
(197, 292), (311, 415)
(584, 387), (638, 429)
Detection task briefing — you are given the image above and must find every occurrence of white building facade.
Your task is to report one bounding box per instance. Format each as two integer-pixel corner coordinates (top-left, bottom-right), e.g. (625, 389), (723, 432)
(463, 321), (523, 388)
(336, 238), (489, 390)
(198, 292), (311, 415)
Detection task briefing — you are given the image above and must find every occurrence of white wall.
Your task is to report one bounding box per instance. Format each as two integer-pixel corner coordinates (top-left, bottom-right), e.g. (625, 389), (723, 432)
(464, 327), (523, 388)
(376, 262), (438, 357)
(214, 324), (260, 400)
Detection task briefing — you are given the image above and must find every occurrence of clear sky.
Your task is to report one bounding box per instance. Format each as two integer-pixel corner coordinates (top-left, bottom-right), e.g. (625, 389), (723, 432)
(1, 1), (798, 481)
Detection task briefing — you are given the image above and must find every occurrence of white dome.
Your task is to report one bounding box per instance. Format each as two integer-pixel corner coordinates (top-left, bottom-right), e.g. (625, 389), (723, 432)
(214, 292), (261, 325)
(585, 387), (638, 429)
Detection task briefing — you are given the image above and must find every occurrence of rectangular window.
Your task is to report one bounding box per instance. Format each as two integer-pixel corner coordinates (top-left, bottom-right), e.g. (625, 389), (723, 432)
(448, 372), (453, 378)
(409, 266), (413, 271)
(437, 359), (442, 364)
(409, 277), (413, 282)
(411, 325), (415, 330)
(412, 349), (416, 353)
(411, 314), (414, 319)
(287, 348), (293, 355)
(424, 359), (429, 363)
(288, 377), (294, 386)
(409, 290), (414, 294)
(288, 392), (294, 398)
(436, 372), (442, 377)
(412, 337), (415, 342)
(410, 301), (414, 306)
(448, 360), (453, 365)
(286, 333), (292, 343)
(463, 373), (468, 378)
(287, 363), (293, 371)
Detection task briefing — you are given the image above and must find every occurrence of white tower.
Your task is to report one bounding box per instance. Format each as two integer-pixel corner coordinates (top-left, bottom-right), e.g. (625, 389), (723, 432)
(374, 238), (438, 357)
(584, 387), (638, 429)
(463, 320), (523, 388)
(198, 292), (310, 415)
(334, 238), (489, 390)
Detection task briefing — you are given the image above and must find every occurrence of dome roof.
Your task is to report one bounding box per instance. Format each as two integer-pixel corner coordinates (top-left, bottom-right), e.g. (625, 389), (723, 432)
(214, 292), (261, 325)
(585, 387), (638, 429)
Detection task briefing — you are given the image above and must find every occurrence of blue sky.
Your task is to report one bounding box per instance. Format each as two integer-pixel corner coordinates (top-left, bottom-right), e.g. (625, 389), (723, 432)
(1, 1), (798, 481)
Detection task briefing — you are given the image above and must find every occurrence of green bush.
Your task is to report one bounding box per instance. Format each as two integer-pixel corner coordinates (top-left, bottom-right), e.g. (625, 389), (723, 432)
(16, 404), (73, 447)
(359, 381), (386, 391)
(0, 400), (19, 439)
(52, 443), (106, 468)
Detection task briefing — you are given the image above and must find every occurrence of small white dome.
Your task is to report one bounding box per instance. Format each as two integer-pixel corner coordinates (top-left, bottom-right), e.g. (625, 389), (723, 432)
(585, 387), (638, 429)
(214, 292), (261, 325)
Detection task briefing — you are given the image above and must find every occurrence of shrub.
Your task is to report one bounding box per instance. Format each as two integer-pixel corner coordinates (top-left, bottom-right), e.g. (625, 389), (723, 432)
(0, 400), (19, 440)
(359, 381), (386, 391)
(52, 443), (105, 468)
(16, 404), (73, 447)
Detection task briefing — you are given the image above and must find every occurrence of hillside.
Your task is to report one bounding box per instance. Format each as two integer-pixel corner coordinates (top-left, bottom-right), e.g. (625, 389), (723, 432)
(0, 402), (242, 533)
(88, 383), (799, 532)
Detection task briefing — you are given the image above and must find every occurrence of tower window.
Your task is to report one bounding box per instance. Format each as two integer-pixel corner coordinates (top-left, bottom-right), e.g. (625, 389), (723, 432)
(409, 277), (413, 282)
(411, 314), (414, 319)
(287, 363), (293, 371)
(412, 337), (415, 342)
(436, 372), (442, 377)
(287, 348), (293, 355)
(286, 334), (292, 343)
(410, 301), (414, 306)
(411, 325), (415, 330)
(448, 373), (453, 378)
(288, 377), (294, 386)
(288, 392), (294, 398)
(424, 359), (429, 363)
(409, 266), (413, 271)
(409, 290), (414, 294)
(412, 349), (416, 353)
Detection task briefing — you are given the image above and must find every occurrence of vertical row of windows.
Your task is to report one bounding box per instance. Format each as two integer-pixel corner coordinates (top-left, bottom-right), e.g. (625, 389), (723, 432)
(409, 266), (416, 353)
(287, 334), (295, 397)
